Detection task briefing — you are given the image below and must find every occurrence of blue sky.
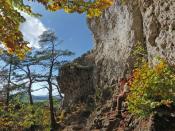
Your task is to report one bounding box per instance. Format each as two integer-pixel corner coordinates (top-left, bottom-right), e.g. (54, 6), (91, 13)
(21, 1), (93, 96)
(23, 1), (93, 59)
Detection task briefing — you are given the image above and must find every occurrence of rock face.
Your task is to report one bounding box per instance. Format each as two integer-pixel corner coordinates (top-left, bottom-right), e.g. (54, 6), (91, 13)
(88, 0), (144, 89)
(59, 0), (175, 130)
(59, 52), (96, 108)
(140, 0), (175, 65)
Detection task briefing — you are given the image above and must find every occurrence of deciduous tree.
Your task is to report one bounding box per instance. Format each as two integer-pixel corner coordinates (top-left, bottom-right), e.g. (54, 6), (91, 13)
(0, 0), (113, 57)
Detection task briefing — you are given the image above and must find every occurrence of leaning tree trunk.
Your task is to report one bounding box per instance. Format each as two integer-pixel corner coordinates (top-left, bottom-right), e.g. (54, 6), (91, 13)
(27, 65), (33, 105)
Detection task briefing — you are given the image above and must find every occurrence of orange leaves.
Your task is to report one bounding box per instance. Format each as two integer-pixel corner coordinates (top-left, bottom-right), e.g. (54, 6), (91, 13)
(127, 59), (175, 117)
(3, 36), (31, 59)
(93, 0), (113, 9)
(154, 60), (166, 74)
(87, 8), (102, 18)
(7, 44), (30, 60)
(38, 0), (114, 17)
(47, 3), (62, 11)
(86, 0), (114, 17)
(0, 0), (31, 59)
(0, 0), (114, 59)
(161, 100), (173, 107)
(132, 68), (141, 79)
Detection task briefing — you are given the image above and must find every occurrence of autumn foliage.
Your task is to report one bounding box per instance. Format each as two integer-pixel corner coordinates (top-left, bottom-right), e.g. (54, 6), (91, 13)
(127, 60), (175, 117)
(0, 98), (50, 130)
(0, 0), (113, 58)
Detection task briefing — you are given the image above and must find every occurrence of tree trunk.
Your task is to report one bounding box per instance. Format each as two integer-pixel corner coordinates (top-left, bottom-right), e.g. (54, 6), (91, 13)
(26, 65), (35, 131)
(6, 62), (12, 108)
(28, 83), (33, 105)
(27, 65), (33, 105)
(56, 85), (63, 99)
(48, 40), (57, 129)
(48, 81), (57, 129)
(5, 90), (9, 108)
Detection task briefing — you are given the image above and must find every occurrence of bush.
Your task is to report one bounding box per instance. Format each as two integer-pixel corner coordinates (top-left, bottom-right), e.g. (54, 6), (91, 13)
(127, 59), (175, 117)
(0, 98), (50, 130)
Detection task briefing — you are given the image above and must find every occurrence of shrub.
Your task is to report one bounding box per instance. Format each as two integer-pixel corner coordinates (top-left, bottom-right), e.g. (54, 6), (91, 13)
(0, 98), (50, 130)
(127, 59), (175, 117)
(130, 41), (147, 68)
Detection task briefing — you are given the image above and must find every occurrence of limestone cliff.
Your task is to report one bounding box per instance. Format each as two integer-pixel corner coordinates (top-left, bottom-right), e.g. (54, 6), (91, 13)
(58, 0), (175, 130)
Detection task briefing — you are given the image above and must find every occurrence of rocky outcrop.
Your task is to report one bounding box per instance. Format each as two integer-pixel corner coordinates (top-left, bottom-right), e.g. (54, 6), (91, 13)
(59, 0), (175, 130)
(59, 52), (96, 108)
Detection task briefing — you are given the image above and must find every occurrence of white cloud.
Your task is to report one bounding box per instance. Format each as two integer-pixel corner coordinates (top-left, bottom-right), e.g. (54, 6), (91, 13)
(20, 12), (47, 49)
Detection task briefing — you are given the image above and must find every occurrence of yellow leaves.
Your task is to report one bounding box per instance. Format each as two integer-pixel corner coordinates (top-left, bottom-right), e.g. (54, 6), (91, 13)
(154, 60), (166, 74)
(86, 0), (113, 18)
(133, 68), (140, 79)
(0, 100), (52, 130)
(15, 45), (31, 60)
(0, 0), (114, 59)
(161, 100), (173, 107)
(104, 0), (113, 6)
(47, 3), (62, 11)
(38, 0), (113, 17)
(57, 110), (65, 123)
(127, 58), (175, 117)
(87, 8), (102, 18)
(4, 40), (31, 59)
(0, 0), (31, 59)
(98, 0), (114, 8)
(64, 6), (74, 13)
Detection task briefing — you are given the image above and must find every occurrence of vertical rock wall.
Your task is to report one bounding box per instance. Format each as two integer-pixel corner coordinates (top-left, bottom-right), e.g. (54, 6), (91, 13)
(88, 0), (144, 89)
(140, 0), (175, 65)
(87, 0), (175, 89)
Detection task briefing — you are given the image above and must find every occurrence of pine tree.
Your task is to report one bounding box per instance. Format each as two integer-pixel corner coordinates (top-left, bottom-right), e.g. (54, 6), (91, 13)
(34, 30), (74, 129)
